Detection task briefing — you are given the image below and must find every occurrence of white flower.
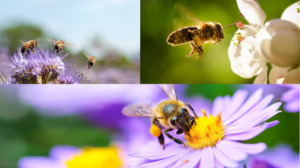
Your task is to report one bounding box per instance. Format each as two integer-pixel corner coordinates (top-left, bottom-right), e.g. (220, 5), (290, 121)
(228, 0), (300, 84)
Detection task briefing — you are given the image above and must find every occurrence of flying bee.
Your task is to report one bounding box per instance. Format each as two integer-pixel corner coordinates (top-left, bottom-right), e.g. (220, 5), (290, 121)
(82, 53), (96, 70)
(20, 40), (39, 54)
(167, 4), (236, 58)
(47, 39), (76, 54)
(122, 84), (198, 150)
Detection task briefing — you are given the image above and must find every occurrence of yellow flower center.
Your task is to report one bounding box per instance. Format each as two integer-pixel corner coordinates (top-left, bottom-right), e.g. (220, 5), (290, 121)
(185, 109), (225, 149)
(66, 146), (122, 168)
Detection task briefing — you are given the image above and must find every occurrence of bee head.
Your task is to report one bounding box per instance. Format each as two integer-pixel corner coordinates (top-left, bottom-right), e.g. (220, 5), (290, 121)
(171, 107), (191, 131)
(215, 23), (224, 39)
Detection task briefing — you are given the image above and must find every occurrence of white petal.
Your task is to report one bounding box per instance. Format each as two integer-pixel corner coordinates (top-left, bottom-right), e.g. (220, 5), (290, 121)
(281, 2), (300, 28)
(253, 65), (268, 84)
(269, 66), (300, 84)
(228, 35), (265, 78)
(236, 0), (266, 27)
(257, 19), (300, 67)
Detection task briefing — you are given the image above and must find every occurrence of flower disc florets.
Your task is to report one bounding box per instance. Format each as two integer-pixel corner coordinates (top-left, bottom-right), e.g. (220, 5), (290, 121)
(0, 48), (89, 84)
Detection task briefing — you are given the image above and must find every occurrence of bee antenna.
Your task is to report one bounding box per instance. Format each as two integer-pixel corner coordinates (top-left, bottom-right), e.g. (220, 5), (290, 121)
(223, 23), (236, 29)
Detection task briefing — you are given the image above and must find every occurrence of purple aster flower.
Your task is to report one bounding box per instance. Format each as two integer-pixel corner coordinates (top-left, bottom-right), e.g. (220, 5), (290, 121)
(281, 85), (299, 113)
(0, 48), (89, 84)
(129, 89), (281, 168)
(18, 145), (124, 168)
(246, 144), (299, 168)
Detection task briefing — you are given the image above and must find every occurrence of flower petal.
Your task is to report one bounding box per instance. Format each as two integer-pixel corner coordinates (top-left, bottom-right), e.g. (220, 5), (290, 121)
(130, 142), (184, 160)
(256, 19), (300, 67)
(200, 147), (215, 168)
(213, 146), (238, 167)
(215, 139), (247, 161)
(226, 121), (279, 141)
(281, 2), (300, 28)
(224, 89), (263, 125)
(269, 66), (300, 84)
(253, 65), (268, 84)
(172, 150), (202, 168)
(222, 90), (248, 121)
(18, 157), (65, 168)
(229, 141), (267, 155)
(228, 35), (265, 78)
(236, 0), (266, 27)
(49, 145), (80, 161)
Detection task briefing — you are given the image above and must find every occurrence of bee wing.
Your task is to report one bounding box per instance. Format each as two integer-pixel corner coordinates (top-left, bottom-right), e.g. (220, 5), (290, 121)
(174, 3), (205, 26)
(122, 102), (160, 118)
(159, 84), (177, 101)
(20, 40), (27, 44)
(82, 53), (90, 58)
(47, 39), (57, 44)
(64, 43), (77, 47)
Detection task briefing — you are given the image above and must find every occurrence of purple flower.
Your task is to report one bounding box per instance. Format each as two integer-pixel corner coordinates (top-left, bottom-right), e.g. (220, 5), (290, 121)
(246, 144), (299, 168)
(129, 89), (281, 168)
(0, 48), (89, 84)
(281, 85), (299, 113)
(18, 145), (123, 168)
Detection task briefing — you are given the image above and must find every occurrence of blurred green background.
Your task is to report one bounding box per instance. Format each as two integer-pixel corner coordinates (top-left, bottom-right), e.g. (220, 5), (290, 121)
(141, 0), (297, 83)
(0, 84), (298, 168)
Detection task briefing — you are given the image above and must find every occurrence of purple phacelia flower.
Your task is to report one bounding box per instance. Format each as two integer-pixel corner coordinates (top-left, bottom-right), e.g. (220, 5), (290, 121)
(0, 48), (89, 84)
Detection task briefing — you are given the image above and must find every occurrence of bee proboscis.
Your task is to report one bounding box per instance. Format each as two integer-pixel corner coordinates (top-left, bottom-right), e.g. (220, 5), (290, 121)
(47, 39), (76, 54)
(122, 84), (198, 149)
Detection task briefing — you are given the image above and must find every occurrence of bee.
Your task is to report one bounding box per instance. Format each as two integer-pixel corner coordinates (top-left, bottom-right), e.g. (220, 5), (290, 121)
(20, 40), (39, 54)
(167, 4), (236, 58)
(83, 53), (96, 70)
(47, 39), (76, 54)
(122, 84), (198, 149)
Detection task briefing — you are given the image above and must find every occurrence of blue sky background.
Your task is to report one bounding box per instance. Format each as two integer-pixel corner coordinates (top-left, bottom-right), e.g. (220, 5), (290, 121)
(0, 0), (140, 57)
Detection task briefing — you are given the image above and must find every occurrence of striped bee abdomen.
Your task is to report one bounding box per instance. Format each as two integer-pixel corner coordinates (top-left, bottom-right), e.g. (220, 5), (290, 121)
(167, 27), (198, 46)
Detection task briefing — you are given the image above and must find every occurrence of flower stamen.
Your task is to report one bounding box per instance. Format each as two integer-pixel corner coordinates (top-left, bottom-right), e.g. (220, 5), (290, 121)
(185, 109), (225, 149)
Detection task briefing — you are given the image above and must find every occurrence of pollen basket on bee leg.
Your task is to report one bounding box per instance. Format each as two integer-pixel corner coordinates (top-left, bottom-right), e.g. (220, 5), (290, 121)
(150, 124), (162, 137)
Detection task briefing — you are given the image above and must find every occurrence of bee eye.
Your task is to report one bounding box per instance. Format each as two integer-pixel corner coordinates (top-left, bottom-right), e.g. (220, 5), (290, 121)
(89, 62), (94, 66)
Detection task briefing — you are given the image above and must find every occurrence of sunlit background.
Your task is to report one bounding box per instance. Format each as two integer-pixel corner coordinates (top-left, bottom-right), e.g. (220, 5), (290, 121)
(141, 0), (297, 83)
(0, 0), (140, 83)
(0, 84), (298, 168)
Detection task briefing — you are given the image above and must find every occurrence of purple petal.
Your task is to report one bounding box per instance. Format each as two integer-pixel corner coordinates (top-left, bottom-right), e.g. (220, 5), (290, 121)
(224, 89), (263, 125)
(49, 145), (80, 161)
(200, 147), (215, 168)
(232, 101), (281, 127)
(130, 142), (185, 160)
(281, 89), (299, 102)
(222, 90), (248, 121)
(284, 100), (300, 113)
(172, 150), (202, 168)
(18, 157), (65, 168)
(214, 158), (225, 168)
(215, 140), (247, 161)
(229, 141), (266, 155)
(213, 146), (238, 167)
(139, 149), (190, 168)
(226, 121), (279, 141)
(211, 96), (226, 116)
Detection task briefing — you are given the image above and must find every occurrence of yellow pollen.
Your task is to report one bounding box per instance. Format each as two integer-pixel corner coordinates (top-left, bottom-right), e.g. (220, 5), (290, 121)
(65, 146), (122, 168)
(150, 124), (162, 137)
(185, 109), (225, 149)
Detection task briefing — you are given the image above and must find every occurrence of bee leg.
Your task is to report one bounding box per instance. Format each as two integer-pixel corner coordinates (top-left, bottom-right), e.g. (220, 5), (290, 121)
(153, 119), (165, 150)
(164, 128), (187, 149)
(158, 132), (165, 150)
(185, 102), (198, 119)
(196, 46), (204, 58)
(186, 42), (196, 57)
(176, 129), (183, 134)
